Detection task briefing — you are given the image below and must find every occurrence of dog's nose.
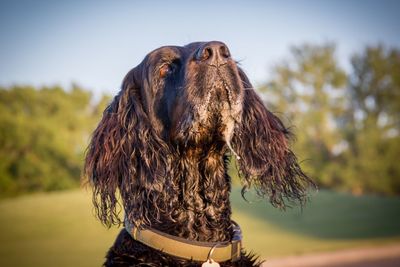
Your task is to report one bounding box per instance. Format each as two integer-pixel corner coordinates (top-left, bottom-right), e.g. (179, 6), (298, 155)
(196, 41), (231, 66)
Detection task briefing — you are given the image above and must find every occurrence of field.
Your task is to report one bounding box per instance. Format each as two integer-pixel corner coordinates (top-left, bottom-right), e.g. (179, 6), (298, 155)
(1, 188), (400, 267)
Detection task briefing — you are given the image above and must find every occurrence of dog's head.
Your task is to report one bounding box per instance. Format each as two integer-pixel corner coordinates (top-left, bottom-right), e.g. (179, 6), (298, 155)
(118, 42), (244, 148)
(84, 41), (313, 227)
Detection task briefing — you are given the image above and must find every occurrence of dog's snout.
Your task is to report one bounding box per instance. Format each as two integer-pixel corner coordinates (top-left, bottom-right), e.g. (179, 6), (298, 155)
(196, 41), (231, 66)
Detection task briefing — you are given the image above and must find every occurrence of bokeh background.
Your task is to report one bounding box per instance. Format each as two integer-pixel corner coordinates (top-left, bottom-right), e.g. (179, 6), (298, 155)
(1, 1), (400, 266)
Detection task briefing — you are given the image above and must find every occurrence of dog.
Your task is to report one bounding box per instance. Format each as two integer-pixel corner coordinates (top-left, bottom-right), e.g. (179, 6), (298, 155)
(84, 41), (313, 266)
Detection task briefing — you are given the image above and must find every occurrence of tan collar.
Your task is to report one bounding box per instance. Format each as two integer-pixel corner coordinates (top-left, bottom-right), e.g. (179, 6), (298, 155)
(124, 219), (242, 262)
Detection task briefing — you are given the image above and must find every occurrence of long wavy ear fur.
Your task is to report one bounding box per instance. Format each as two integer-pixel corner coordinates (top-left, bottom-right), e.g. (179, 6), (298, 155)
(233, 70), (315, 208)
(84, 68), (169, 227)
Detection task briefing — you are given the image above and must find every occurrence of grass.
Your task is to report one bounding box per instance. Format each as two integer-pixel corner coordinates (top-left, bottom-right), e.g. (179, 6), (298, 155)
(0, 188), (400, 267)
(231, 188), (400, 258)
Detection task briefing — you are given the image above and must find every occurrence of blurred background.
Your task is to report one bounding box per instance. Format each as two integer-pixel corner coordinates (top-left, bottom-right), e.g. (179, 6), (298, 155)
(1, 1), (400, 266)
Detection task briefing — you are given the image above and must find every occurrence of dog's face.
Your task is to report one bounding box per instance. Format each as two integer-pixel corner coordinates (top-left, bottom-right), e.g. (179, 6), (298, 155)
(132, 41), (244, 148)
(85, 41), (313, 228)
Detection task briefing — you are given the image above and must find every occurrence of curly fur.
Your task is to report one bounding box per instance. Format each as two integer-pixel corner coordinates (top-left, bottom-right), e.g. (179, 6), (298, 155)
(233, 70), (312, 208)
(84, 41), (314, 266)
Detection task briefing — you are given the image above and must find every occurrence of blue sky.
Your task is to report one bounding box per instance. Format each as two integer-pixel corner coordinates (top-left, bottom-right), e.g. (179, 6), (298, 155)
(1, 0), (399, 96)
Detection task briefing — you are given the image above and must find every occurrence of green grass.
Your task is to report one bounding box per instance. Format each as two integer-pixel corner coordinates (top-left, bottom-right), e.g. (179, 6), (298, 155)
(231, 188), (400, 258)
(1, 188), (400, 267)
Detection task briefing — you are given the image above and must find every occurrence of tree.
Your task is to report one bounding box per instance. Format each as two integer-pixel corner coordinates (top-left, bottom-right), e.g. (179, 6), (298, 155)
(261, 43), (347, 188)
(0, 85), (109, 196)
(340, 46), (400, 194)
(261, 43), (400, 195)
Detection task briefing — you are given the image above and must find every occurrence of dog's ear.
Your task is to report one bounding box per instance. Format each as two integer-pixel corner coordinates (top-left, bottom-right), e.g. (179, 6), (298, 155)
(84, 67), (169, 228)
(232, 69), (314, 208)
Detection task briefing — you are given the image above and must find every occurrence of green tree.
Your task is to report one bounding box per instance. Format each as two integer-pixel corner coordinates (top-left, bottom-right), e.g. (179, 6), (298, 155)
(261, 43), (347, 187)
(262, 43), (400, 195)
(340, 46), (400, 194)
(0, 85), (109, 196)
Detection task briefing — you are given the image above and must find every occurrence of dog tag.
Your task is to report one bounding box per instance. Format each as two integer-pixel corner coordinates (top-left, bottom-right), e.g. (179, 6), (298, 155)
(202, 259), (220, 267)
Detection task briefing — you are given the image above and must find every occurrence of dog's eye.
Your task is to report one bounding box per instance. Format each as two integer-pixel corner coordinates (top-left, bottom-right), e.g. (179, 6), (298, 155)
(159, 63), (173, 78)
(159, 59), (180, 78)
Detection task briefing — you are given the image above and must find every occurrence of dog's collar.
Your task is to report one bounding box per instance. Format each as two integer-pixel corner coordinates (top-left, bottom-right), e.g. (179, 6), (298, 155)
(124, 219), (242, 262)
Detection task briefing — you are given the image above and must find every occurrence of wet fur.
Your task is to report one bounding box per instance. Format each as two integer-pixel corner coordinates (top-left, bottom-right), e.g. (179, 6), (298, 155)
(84, 42), (314, 266)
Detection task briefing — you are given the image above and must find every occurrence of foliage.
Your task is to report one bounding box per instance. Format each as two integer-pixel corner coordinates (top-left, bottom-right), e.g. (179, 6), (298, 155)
(340, 46), (400, 194)
(262, 43), (347, 185)
(263, 43), (400, 195)
(0, 85), (109, 196)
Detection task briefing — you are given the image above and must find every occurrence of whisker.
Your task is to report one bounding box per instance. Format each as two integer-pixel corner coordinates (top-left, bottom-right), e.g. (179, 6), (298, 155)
(239, 77), (252, 87)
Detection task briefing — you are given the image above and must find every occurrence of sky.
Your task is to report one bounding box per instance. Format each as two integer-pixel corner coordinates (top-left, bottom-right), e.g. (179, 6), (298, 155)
(1, 0), (399, 96)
